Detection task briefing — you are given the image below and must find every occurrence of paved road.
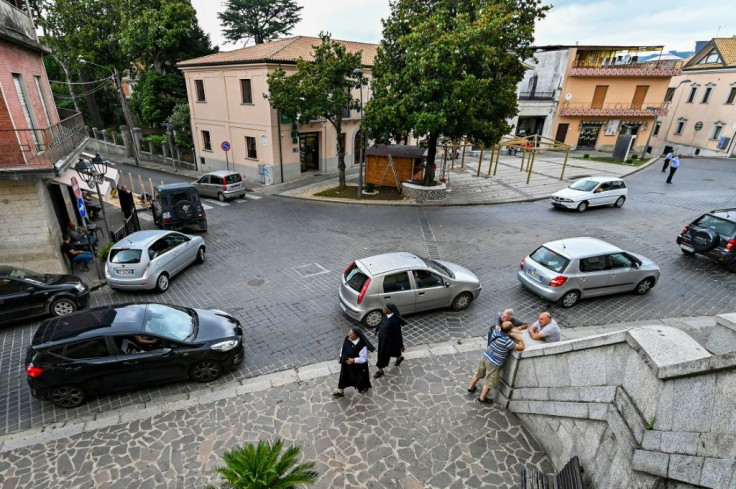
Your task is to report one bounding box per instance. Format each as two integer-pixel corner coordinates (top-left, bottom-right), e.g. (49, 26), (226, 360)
(1, 158), (734, 436)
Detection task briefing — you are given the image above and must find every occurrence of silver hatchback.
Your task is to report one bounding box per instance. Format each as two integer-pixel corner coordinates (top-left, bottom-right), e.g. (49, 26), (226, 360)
(517, 237), (660, 308)
(105, 230), (206, 292)
(339, 252), (482, 327)
(192, 170), (246, 201)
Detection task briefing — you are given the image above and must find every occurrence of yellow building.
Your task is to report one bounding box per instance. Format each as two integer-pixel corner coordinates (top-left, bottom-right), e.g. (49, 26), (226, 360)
(178, 37), (377, 184)
(552, 45), (681, 154)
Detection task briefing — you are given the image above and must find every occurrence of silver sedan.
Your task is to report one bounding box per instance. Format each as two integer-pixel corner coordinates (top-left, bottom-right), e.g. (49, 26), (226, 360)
(105, 230), (206, 292)
(339, 252), (482, 327)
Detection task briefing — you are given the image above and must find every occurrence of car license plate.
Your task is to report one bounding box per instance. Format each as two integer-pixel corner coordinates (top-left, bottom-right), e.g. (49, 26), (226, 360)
(526, 268), (542, 282)
(116, 269), (134, 275)
(680, 244), (695, 253)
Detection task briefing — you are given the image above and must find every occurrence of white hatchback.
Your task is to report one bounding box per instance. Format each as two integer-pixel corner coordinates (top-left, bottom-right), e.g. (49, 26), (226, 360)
(550, 176), (627, 212)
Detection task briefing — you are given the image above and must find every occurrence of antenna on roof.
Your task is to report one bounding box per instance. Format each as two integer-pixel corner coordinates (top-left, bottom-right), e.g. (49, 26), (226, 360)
(715, 25), (722, 38)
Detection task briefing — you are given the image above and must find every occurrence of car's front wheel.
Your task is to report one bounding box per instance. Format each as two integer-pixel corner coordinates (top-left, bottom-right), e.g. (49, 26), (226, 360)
(362, 310), (383, 328)
(451, 292), (473, 311)
(196, 246), (205, 264)
(155, 273), (170, 293)
(634, 278), (655, 295)
(576, 201), (589, 213)
(190, 360), (222, 382)
(50, 298), (77, 317)
(49, 385), (87, 408)
(557, 290), (580, 308)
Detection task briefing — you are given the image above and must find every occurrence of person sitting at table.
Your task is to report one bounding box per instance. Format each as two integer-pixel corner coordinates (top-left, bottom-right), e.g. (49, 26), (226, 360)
(61, 234), (92, 271)
(68, 220), (98, 250)
(82, 192), (102, 219)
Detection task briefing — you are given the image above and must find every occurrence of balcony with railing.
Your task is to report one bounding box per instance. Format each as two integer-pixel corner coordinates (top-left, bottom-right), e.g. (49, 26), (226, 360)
(0, 112), (88, 171)
(569, 60), (682, 77)
(518, 91), (555, 101)
(560, 102), (669, 117)
(1, 0), (45, 49)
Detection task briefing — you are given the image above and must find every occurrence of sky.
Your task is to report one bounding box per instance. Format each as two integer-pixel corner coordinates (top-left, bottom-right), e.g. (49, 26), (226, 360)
(190, 0), (735, 54)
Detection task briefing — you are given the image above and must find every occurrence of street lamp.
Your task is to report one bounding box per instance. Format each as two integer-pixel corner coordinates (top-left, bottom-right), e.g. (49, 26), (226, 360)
(75, 154), (112, 240)
(353, 68), (365, 199)
(80, 59), (141, 166)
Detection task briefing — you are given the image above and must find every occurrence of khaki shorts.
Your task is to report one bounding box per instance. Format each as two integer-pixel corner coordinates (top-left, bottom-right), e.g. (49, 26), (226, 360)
(475, 358), (501, 389)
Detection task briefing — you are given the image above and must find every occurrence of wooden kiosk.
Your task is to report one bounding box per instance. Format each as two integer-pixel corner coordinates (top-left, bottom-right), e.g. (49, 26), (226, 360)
(365, 145), (426, 188)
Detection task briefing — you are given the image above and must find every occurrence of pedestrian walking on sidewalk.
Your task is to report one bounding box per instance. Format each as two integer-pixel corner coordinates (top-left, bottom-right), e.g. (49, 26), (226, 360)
(332, 327), (375, 398)
(373, 303), (406, 379)
(661, 151), (673, 172)
(468, 321), (525, 405)
(666, 155), (681, 184)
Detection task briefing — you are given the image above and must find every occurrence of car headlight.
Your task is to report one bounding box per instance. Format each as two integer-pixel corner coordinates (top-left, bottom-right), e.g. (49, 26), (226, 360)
(75, 283), (86, 292)
(559, 198), (573, 203)
(211, 340), (239, 352)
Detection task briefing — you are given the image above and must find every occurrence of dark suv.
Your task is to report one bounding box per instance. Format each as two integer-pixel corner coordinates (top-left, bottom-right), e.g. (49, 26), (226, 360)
(25, 303), (245, 408)
(677, 208), (736, 272)
(151, 183), (207, 232)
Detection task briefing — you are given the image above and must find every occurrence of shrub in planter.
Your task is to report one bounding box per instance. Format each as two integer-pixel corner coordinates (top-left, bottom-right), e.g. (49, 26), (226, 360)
(98, 241), (114, 263)
(364, 183), (377, 192)
(583, 154), (590, 159)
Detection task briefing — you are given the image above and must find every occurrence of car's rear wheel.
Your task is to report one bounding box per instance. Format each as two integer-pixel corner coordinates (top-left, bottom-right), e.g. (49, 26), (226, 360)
(50, 298), (77, 317)
(155, 273), (170, 293)
(558, 290), (580, 308)
(634, 278), (655, 295)
(196, 246), (205, 264)
(217, 192), (226, 202)
(49, 385), (86, 408)
(726, 260), (736, 273)
(362, 310), (383, 328)
(614, 196), (626, 208)
(692, 229), (719, 252)
(190, 360), (222, 382)
(576, 201), (589, 212)
(451, 292), (473, 311)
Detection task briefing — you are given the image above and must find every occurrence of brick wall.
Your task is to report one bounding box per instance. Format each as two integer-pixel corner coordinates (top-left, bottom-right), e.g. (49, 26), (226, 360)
(0, 179), (64, 273)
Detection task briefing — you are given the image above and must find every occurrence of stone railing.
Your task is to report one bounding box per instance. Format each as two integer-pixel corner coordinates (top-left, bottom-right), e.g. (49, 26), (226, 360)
(87, 126), (196, 170)
(498, 313), (736, 489)
(401, 181), (447, 202)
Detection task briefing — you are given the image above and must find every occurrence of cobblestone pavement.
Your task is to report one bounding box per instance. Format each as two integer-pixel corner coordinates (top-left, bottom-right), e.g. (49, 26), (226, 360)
(0, 345), (555, 489)
(1, 157), (734, 438)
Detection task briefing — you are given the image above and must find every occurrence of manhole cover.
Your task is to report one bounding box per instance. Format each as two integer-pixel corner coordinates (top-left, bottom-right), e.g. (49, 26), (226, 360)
(293, 263), (330, 277)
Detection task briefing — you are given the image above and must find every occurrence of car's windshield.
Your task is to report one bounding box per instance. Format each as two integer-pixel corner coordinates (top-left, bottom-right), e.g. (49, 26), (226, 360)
(109, 249), (143, 264)
(143, 304), (196, 341)
(530, 246), (570, 273)
(420, 257), (455, 279)
(8, 267), (46, 283)
(569, 180), (598, 191)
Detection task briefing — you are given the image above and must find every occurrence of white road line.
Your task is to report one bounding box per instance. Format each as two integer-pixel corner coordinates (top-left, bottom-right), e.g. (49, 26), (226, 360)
(244, 193), (262, 200)
(138, 212), (152, 221)
(202, 203), (214, 210)
(205, 200), (230, 207)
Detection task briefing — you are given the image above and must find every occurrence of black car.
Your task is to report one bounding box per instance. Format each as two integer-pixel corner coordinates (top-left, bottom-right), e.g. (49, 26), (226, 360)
(151, 183), (207, 232)
(25, 303), (244, 408)
(676, 208), (736, 272)
(0, 266), (89, 324)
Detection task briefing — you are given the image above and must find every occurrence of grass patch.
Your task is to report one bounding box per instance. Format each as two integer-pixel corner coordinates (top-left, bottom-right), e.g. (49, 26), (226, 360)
(314, 184), (405, 201)
(573, 155), (646, 166)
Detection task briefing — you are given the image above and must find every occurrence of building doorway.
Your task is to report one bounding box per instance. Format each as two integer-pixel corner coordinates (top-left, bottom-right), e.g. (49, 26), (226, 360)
(517, 117), (546, 138)
(577, 124), (601, 149)
(555, 123), (569, 143)
(353, 130), (362, 165)
(299, 133), (320, 172)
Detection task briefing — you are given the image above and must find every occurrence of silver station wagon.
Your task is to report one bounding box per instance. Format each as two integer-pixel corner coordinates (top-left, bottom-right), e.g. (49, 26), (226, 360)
(339, 252), (482, 327)
(106, 230), (206, 292)
(518, 237), (659, 308)
(192, 170), (246, 201)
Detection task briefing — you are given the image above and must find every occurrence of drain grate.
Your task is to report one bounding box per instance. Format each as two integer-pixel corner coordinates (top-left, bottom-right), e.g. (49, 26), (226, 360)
(293, 263), (330, 277)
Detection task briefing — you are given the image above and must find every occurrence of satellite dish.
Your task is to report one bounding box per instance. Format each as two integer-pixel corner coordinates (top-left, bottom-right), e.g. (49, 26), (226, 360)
(565, 93), (573, 101)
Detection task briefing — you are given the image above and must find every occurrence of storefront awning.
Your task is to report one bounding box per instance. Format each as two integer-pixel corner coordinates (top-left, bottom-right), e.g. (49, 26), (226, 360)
(52, 167), (119, 196)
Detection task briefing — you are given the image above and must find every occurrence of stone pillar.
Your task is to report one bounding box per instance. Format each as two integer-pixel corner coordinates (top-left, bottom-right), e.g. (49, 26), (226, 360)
(162, 144), (169, 160)
(92, 127), (100, 140)
(148, 141), (155, 155)
(101, 129), (109, 143)
(120, 125), (133, 157)
(132, 127), (143, 156)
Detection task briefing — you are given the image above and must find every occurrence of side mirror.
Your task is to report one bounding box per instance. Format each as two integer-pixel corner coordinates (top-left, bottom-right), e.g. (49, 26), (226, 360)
(445, 281), (451, 287)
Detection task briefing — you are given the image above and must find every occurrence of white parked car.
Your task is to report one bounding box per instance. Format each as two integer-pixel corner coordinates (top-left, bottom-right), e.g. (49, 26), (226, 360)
(550, 176), (628, 212)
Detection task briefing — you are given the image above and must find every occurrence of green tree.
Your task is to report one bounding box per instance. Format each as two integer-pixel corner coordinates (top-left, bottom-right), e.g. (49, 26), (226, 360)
(169, 103), (193, 147)
(129, 71), (185, 128)
(266, 33), (365, 187)
(205, 439), (318, 489)
(218, 0), (303, 45)
(364, 0), (549, 185)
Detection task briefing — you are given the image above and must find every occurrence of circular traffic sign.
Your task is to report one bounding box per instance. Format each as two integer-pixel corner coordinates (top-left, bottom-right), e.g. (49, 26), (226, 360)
(71, 176), (82, 199)
(221, 141), (231, 152)
(77, 197), (87, 219)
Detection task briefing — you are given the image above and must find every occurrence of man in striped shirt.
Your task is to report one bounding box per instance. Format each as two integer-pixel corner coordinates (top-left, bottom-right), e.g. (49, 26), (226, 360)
(468, 321), (525, 404)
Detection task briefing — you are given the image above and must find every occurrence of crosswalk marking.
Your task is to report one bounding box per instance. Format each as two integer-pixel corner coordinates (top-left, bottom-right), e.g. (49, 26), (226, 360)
(138, 212), (152, 221)
(202, 203), (214, 210)
(207, 200), (230, 207)
(245, 193), (262, 200)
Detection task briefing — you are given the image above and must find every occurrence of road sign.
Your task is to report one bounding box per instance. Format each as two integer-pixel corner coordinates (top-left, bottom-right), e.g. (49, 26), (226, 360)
(221, 141), (231, 152)
(71, 176), (81, 199)
(77, 197), (87, 219)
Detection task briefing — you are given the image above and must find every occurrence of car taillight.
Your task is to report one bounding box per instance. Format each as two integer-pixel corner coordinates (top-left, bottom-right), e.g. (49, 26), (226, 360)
(343, 261), (355, 275)
(727, 239), (736, 251)
(222, 177), (228, 189)
(357, 278), (371, 305)
(520, 257), (526, 270)
(681, 224), (690, 235)
(549, 276), (568, 287)
(26, 365), (43, 378)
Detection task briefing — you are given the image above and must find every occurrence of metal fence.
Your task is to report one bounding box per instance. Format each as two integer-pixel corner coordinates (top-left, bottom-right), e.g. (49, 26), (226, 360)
(0, 112), (86, 168)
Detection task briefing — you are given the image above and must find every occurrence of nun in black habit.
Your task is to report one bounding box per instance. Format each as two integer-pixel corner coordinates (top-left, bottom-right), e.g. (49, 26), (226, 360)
(332, 327), (375, 398)
(373, 303), (406, 378)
